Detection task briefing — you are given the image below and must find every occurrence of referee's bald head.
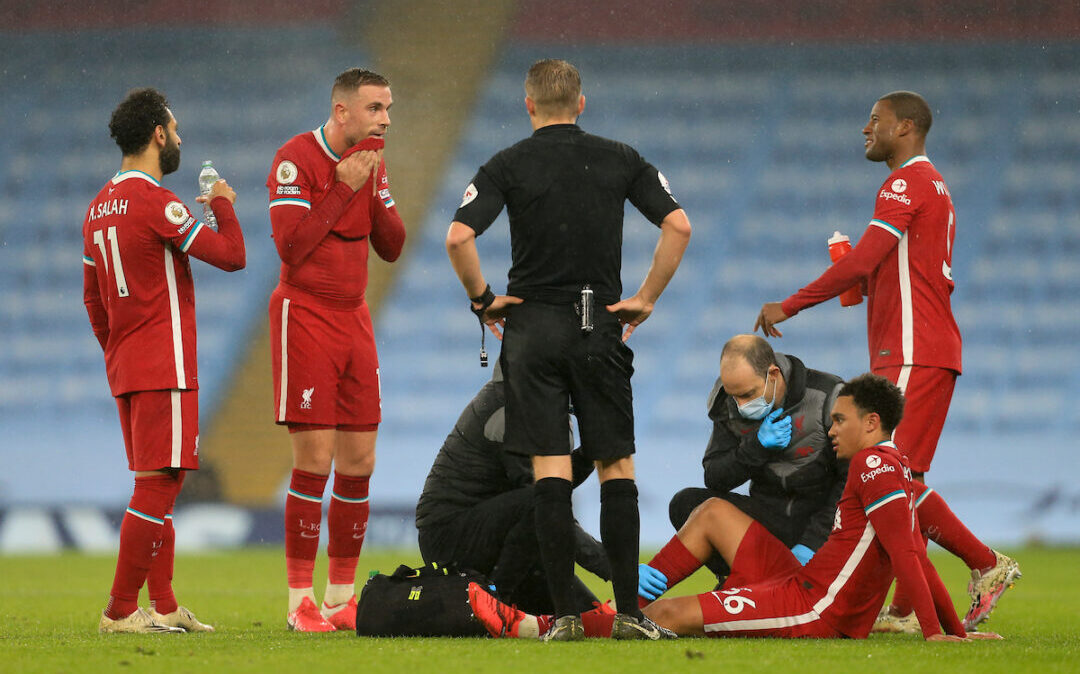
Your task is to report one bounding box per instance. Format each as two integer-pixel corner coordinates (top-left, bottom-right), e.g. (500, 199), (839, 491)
(525, 59), (582, 116)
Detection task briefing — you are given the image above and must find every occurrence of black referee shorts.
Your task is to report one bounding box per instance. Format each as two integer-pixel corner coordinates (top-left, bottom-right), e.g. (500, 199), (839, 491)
(500, 301), (635, 461)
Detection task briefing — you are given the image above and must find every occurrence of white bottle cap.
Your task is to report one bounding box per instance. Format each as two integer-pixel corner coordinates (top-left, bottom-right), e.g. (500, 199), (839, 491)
(828, 231), (849, 245)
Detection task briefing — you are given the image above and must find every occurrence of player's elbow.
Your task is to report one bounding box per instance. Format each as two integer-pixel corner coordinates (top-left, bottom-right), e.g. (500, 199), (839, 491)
(374, 235), (404, 263)
(662, 209), (692, 241)
(445, 221), (475, 255)
(223, 249), (246, 272)
(274, 239), (307, 267)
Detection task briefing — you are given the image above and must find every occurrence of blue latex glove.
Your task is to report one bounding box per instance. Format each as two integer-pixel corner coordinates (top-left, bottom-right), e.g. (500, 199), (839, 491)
(638, 564), (668, 600)
(791, 544), (815, 566)
(757, 407), (792, 449)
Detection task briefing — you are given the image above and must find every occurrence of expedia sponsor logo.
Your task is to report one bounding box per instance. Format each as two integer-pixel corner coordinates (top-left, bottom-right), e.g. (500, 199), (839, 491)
(861, 463), (896, 483)
(276, 185), (302, 196)
(879, 190), (911, 205)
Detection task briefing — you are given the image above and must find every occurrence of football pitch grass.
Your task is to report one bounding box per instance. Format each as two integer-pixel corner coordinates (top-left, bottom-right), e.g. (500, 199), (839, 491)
(1, 546), (1076, 673)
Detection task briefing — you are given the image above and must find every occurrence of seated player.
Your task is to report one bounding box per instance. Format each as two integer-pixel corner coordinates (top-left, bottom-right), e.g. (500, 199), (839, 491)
(470, 374), (1005, 641)
(661, 335), (1018, 630)
(415, 362), (612, 618)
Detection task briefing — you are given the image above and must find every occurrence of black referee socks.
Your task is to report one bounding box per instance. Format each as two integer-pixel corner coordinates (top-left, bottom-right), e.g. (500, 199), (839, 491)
(600, 478), (643, 619)
(533, 477), (577, 618)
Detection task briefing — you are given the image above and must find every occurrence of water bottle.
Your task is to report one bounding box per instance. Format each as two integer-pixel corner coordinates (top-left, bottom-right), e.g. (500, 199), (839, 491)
(827, 231), (863, 307)
(198, 160), (220, 230)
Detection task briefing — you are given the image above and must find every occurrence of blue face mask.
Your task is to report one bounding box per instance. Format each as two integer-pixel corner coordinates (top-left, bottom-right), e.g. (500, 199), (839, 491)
(737, 372), (777, 420)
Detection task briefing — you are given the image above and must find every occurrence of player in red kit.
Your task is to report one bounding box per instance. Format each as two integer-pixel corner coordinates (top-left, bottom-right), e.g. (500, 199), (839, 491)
(754, 91), (1019, 630)
(471, 375), (1004, 642)
(84, 88), (245, 633)
(266, 68), (406, 632)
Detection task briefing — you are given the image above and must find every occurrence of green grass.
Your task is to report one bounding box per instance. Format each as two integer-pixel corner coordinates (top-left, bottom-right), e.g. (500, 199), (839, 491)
(1, 546), (1076, 673)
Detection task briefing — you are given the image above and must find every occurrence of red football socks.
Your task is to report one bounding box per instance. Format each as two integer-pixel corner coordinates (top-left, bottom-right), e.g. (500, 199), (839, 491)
(147, 473), (184, 616)
(106, 475), (176, 620)
(917, 487), (996, 571)
(327, 472), (370, 585)
(285, 469), (328, 588)
(639, 535), (704, 607)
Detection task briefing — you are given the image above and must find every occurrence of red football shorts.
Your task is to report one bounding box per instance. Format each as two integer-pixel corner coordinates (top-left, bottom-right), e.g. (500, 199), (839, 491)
(115, 389), (199, 472)
(698, 522), (840, 638)
(874, 365), (957, 473)
(270, 287), (381, 428)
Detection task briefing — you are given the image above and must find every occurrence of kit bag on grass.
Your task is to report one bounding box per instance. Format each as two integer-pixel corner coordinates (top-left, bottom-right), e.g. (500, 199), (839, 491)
(355, 562), (491, 637)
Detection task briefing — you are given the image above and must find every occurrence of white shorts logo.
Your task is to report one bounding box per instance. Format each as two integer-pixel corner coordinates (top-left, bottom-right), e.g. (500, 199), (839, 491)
(165, 201), (188, 225)
(865, 454), (881, 468)
(460, 182), (478, 208)
(891, 178), (907, 193)
(301, 386), (314, 410)
(276, 160), (298, 185)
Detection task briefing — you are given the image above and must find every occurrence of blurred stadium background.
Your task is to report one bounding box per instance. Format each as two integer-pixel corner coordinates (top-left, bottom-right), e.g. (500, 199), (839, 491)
(1, 0), (1078, 554)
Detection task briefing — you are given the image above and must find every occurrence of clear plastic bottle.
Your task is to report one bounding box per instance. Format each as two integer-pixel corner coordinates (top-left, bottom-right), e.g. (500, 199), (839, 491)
(198, 160), (220, 230)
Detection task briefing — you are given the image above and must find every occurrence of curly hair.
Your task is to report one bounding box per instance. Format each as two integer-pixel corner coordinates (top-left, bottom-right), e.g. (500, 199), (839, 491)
(839, 373), (905, 433)
(109, 88), (170, 156)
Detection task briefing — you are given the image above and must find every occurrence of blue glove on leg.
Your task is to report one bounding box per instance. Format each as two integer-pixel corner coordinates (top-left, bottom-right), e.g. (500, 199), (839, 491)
(638, 564), (668, 600)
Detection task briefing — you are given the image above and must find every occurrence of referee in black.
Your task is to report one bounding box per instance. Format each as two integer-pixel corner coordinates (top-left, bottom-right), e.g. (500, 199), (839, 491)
(446, 59), (691, 640)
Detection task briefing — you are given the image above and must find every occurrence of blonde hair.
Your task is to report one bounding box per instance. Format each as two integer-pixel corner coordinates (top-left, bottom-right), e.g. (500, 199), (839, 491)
(525, 59), (581, 115)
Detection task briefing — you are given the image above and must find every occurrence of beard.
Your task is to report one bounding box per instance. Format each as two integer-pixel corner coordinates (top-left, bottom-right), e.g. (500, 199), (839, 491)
(159, 136), (181, 175)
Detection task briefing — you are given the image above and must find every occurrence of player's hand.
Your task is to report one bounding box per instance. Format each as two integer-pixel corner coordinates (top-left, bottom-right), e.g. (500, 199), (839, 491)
(790, 544), (814, 566)
(638, 564), (668, 601)
(336, 149), (381, 191)
(196, 179), (236, 205)
(606, 294), (654, 342)
(926, 633), (968, 642)
(757, 408), (792, 449)
(754, 302), (789, 338)
(965, 631), (1004, 640)
(477, 295), (524, 341)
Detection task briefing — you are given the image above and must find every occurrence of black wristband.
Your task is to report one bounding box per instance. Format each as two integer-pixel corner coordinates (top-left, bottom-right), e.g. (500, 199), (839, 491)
(469, 284), (496, 320)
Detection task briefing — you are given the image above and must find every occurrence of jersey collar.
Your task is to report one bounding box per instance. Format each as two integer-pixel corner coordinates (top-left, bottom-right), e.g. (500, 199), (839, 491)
(898, 155), (931, 168)
(313, 125), (341, 161)
(532, 123), (582, 137)
(875, 440), (898, 451)
(111, 169), (161, 186)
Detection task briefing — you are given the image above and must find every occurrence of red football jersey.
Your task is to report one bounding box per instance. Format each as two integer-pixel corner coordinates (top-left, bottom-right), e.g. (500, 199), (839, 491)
(793, 441), (945, 638)
(266, 126), (405, 307)
(81, 171), (205, 395)
(782, 156), (962, 373)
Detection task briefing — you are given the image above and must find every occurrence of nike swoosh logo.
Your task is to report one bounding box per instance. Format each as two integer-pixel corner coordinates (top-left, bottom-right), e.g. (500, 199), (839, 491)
(300, 532), (320, 538)
(352, 534), (364, 540)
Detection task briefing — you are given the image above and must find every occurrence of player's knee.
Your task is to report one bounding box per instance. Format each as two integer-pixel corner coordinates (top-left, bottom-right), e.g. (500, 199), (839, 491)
(696, 497), (739, 529)
(669, 488), (704, 530)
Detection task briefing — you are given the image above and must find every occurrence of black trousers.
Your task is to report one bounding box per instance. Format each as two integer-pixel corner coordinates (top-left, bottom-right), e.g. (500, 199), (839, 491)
(417, 486), (599, 615)
(668, 487), (811, 581)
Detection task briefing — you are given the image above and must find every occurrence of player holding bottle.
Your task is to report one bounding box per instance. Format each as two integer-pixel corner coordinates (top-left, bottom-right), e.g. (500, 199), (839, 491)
(266, 68), (406, 632)
(84, 88), (246, 633)
(471, 375), (1004, 642)
(755, 91), (1019, 629)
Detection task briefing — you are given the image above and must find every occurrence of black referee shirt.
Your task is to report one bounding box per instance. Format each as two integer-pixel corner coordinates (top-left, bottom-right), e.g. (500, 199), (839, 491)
(453, 123), (680, 305)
